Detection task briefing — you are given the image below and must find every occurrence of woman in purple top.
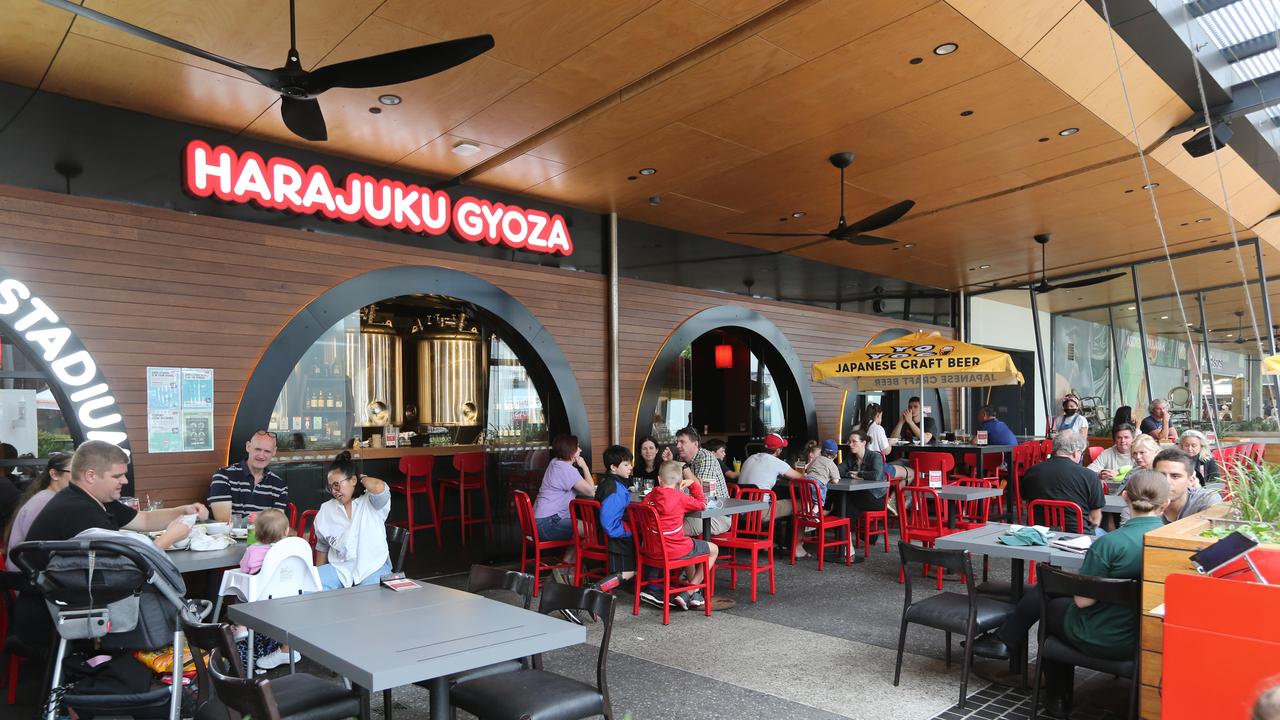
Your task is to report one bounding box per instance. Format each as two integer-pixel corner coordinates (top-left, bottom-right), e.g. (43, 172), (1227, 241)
(533, 434), (595, 558)
(4, 452), (71, 572)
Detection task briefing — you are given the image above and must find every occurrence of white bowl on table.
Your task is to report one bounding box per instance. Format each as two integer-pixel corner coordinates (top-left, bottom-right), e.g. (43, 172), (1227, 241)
(202, 522), (231, 536)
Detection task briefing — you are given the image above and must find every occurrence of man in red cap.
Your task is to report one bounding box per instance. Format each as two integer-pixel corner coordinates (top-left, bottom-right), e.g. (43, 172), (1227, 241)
(738, 432), (807, 554)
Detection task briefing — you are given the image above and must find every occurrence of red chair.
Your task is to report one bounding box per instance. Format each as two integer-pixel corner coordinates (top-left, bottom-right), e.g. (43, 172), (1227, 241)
(714, 487), (776, 603)
(627, 504), (713, 625)
(952, 477), (993, 531)
(789, 479), (851, 570)
(389, 455), (442, 554)
(1084, 446), (1104, 465)
(910, 452), (956, 485)
(437, 452), (493, 543)
(569, 499), (610, 587)
(897, 486), (959, 590)
(855, 488), (892, 560)
(285, 502), (299, 530)
(1026, 499), (1084, 584)
(298, 509), (318, 547)
(512, 490), (573, 597)
(961, 453), (1006, 517)
(1039, 439), (1054, 460)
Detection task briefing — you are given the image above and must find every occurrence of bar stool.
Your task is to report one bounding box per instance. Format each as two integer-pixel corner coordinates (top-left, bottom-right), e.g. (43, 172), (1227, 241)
(389, 455), (441, 554)
(437, 452), (492, 543)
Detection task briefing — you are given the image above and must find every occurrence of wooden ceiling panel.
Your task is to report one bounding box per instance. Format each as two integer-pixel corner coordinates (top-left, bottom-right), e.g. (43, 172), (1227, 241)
(42, 33), (278, 133)
(1080, 53), (1189, 142)
(524, 35), (804, 167)
(684, 3), (1018, 155)
(1231, 179), (1280, 228)
(471, 154), (570, 194)
(1023, 1), (1136, 102)
(756, 0), (936, 61)
(450, 0), (735, 149)
(689, 0), (787, 23)
(376, 0), (660, 74)
(72, 0), (383, 77)
(0, 0), (73, 88)
(395, 134), (504, 178)
(943, 0), (1077, 58)
(617, 191), (746, 229)
(242, 15), (535, 166)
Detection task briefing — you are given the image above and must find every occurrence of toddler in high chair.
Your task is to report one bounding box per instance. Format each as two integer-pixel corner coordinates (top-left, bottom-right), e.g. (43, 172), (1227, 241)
(232, 508), (298, 671)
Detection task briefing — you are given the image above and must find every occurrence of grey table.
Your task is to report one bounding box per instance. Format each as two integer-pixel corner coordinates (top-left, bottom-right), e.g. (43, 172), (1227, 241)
(897, 443), (1015, 468)
(937, 522), (1088, 674)
(228, 581), (585, 720)
(1103, 494), (1127, 514)
(687, 497), (769, 540)
(168, 541), (247, 573)
(933, 484), (1005, 528)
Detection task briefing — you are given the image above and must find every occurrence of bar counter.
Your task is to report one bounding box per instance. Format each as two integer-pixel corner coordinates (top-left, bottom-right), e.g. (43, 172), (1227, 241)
(273, 443), (549, 463)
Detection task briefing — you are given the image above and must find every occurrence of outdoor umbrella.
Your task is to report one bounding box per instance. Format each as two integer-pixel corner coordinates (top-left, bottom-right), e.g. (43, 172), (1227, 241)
(812, 331), (1024, 443)
(1263, 354), (1280, 375)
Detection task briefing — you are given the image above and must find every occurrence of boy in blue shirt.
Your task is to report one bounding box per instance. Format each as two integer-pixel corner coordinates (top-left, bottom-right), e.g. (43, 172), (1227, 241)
(595, 444), (636, 583)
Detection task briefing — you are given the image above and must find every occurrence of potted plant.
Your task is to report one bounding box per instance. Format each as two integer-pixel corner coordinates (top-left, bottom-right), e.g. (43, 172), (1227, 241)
(1203, 458), (1280, 544)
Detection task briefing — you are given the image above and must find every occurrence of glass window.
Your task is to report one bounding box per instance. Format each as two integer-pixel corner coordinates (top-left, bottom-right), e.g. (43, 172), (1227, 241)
(0, 330), (75, 483)
(269, 311), (357, 450)
(487, 335), (547, 444)
(652, 344), (693, 443)
(751, 352), (787, 435)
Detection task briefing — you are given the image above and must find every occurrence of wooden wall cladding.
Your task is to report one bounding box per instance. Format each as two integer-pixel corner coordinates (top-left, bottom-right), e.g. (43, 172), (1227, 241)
(0, 184), (949, 504)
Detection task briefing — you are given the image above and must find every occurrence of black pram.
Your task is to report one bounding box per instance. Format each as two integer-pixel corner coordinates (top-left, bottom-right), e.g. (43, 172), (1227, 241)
(11, 532), (203, 720)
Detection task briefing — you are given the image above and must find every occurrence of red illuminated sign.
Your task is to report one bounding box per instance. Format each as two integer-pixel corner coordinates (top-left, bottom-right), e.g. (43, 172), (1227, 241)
(182, 140), (573, 256)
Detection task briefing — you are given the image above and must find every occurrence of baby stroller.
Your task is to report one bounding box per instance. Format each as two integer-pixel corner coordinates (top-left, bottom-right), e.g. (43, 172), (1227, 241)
(11, 533), (204, 720)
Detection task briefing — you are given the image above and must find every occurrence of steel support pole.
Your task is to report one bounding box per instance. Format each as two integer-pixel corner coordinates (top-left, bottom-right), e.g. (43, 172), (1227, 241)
(1197, 292), (1220, 432)
(958, 290), (968, 428)
(608, 212), (621, 445)
(1107, 306), (1125, 411)
(1253, 240), (1280, 412)
(1131, 266), (1154, 407)
(1028, 288), (1052, 434)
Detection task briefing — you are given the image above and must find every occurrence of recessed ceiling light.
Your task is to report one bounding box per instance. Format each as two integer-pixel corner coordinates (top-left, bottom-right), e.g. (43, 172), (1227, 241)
(978, 264), (991, 269)
(1228, 333), (1235, 337)
(1195, 217), (1211, 223)
(909, 57), (923, 65)
(1037, 137), (1050, 143)
(792, 211), (806, 218)
(1161, 315), (1170, 319)
(1058, 127), (1079, 136)
(378, 94), (401, 106)
(452, 141), (482, 156)
(933, 42), (959, 55)
(638, 167), (657, 176)
(960, 110), (974, 117)
(1143, 182), (1159, 190)
(903, 243), (915, 248)
(1128, 306), (1136, 310)
(368, 107), (381, 114)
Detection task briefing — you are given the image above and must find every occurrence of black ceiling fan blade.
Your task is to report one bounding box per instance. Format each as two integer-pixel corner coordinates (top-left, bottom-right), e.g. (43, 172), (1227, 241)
(281, 96), (327, 141)
(844, 200), (915, 235)
(727, 231), (828, 238)
(1050, 272), (1127, 290)
(306, 35), (496, 93)
(38, 0), (278, 87)
(846, 234), (898, 246)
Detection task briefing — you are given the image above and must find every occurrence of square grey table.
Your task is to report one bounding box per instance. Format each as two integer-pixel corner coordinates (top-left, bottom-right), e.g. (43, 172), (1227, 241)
(1103, 494), (1127, 514)
(687, 497), (769, 540)
(228, 581), (585, 720)
(932, 484), (1004, 528)
(897, 443), (1015, 469)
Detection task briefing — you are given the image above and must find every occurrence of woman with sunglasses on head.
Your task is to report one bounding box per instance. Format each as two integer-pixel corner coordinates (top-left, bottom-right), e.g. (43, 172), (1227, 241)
(4, 452), (72, 572)
(314, 451), (392, 590)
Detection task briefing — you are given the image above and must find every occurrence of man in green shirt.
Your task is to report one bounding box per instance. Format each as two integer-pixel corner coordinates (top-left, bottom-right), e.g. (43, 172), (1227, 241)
(972, 470), (1170, 717)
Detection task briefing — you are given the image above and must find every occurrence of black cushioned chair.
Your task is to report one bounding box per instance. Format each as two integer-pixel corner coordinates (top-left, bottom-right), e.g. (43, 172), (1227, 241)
(1031, 566), (1141, 720)
(207, 647), (362, 720)
(894, 542), (1014, 709)
(385, 524), (409, 574)
(449, 581), (616, 720)
(179, 615), (243, 720)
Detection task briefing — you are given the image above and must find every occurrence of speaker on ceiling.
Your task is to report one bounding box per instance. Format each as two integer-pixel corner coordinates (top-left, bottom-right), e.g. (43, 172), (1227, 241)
(1182, 122), (1233, 158)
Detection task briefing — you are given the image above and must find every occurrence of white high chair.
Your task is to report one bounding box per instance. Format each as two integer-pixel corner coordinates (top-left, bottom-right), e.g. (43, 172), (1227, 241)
(213, 536), (321, 674)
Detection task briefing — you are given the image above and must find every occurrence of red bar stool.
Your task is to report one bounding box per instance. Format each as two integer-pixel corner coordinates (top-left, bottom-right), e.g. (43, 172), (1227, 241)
(789, 478), (852, 571)
(714, 487), (776, 602)
(627, 504), (713, 625)
(436, 452), (493, 543)
(569, 499), (610, 587)
(512, 490), (573, 597)
(389, 455), (441, 554)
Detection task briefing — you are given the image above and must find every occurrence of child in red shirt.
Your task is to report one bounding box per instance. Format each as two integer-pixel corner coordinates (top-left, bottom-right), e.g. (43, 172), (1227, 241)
(642, 460), (718, 607)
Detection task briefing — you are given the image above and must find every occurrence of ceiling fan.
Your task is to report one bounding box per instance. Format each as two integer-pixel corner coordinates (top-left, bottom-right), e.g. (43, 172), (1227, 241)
(1016, 233), (1126, 293)
(729, 152), (915, 248)
(39, 0), (494, 142)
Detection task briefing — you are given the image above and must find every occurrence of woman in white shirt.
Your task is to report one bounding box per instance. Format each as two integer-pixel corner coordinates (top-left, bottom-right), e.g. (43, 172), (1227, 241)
(859, 402), (891, 453)
(314, 451), (393, 590)
(1050, 394), (1089, 441)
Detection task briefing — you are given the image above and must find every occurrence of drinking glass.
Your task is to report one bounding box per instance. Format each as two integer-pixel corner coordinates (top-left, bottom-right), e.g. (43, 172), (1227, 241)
(146, 495), (163, 512)
(119, 496), (139, 511)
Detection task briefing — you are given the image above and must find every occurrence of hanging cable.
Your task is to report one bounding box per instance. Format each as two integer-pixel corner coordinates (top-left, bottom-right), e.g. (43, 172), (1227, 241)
(1098, 0), (1217, 439)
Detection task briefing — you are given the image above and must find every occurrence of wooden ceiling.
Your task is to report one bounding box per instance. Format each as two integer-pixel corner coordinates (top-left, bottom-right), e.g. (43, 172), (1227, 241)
(3, 0), (1279, 306)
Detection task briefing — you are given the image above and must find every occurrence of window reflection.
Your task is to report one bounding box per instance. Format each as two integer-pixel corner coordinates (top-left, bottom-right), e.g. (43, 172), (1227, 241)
(0, 331), (74, 481)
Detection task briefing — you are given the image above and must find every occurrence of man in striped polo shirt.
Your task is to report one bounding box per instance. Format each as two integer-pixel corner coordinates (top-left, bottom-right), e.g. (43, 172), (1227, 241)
(208, 429), (289, 521)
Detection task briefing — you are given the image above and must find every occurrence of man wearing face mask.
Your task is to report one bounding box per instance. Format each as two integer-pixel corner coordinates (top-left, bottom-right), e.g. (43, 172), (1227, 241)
(1050, 393), (1089, 443)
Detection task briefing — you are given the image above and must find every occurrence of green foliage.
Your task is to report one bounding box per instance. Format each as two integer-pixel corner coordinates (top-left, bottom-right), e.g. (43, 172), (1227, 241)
(1202, 458), (1280, 544)
(37, 431), (73, 457)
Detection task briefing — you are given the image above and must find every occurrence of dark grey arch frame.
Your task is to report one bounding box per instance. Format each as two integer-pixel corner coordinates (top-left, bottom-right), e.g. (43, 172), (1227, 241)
(229, 265), (590, 461)
(632, 305), (818, 447)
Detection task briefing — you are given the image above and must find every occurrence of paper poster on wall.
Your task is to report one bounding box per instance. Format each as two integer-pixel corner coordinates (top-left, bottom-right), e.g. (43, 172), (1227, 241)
(147, 367), (215, 452)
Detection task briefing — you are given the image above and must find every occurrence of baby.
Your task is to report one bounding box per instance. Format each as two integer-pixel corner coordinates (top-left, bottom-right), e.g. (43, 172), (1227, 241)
(238, 508), (290, 574)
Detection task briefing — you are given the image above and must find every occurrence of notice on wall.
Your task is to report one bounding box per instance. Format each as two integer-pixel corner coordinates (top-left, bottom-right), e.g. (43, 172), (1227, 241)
(147, 367), (214, 452)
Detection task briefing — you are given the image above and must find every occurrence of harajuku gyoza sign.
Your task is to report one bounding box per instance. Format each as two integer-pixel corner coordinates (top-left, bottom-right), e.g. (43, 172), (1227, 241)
(0, 269), (131, 456)
(182, 139), (574, 256)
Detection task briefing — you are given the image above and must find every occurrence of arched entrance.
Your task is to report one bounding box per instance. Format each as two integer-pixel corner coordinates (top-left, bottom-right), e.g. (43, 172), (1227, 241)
(230, 265), (590, 458)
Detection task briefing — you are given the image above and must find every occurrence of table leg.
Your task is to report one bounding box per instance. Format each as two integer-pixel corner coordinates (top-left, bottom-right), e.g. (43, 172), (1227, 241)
(702, 518), (711, 542)
(383, 689), (394, 720)
(359, 687), (371, 720)
(1009, 558), (1025, 676)
(428, 676), (450, 719)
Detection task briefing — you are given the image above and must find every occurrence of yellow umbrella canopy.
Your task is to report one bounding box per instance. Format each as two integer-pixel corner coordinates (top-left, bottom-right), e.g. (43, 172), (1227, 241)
(812, 330), (1025, 391)
(1264, 355), (1280, 375)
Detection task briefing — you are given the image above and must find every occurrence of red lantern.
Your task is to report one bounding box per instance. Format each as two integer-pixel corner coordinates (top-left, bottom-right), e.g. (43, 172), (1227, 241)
(714, 344), (733, 369)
